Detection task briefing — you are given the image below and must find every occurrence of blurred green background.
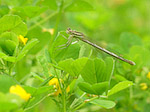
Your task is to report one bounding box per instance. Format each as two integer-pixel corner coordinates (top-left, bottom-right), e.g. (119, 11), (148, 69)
(0, 0), (150, 112)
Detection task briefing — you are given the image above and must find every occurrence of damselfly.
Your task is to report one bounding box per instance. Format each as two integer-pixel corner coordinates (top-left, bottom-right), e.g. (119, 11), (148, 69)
(59, 28), (135, 65)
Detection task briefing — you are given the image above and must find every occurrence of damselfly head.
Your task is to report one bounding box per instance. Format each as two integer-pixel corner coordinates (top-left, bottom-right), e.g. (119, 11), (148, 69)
(66, 28), (72, 34)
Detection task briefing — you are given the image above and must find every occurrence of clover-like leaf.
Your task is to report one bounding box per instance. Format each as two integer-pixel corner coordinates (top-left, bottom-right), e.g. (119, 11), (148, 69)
(0, 15), (27, 36)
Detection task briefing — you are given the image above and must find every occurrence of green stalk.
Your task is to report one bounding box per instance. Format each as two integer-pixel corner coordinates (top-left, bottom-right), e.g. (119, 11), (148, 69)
(29, 11), (57, 30)
(72, 96), (99, 112)
(48, 0), (64, 50)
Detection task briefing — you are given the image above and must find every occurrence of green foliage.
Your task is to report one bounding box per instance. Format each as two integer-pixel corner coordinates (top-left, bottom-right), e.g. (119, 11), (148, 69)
(0, 32), (18, 55)
(0, 92), (24, 111)
(0, 15), (27, 36)
(0, 0), (149, 112)
(108, 81), (133, 96)
(17, 39), (39, 61)
(90, 99), (116, 109)
(0, 75), (18, 93)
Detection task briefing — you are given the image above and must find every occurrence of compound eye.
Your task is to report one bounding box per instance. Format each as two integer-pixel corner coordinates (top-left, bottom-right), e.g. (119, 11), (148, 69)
(66, 28), (71, 34)
(67, 27), (71, 31)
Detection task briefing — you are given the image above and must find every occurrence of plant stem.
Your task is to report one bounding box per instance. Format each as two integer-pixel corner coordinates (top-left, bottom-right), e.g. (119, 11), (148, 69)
(72, 96), (99, 112)
(49, 0), (64, 50)
(29, 11), (57, 30)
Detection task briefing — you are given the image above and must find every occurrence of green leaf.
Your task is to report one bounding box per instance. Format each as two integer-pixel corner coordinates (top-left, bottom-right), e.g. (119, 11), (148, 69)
(0, 5), (10, 17)
(0, 92), (24, 111)
(78, 82), (96, 94)
(37, 55), (49, 78)
(92, 82), (109, 95)
(90, 99), (116, 109)
(65, 0), (93, 12)
(0, 51), (16, 62)
(17, 38), (39, 61)
(0, 32), (18, 55)
(80, 57), (114, 84)
(114, 74), (127, 82)
(51, 31), (80, 62)
(108, 81), (133, 96)
(103, 57), (115, 83)
(71, 57), (88, 76)
(78, 82), (109, 95)
(0, 15), (27, 36)
(58, 58), (75, 76)
(80, 59), (97, 84)
(26, 27), (51, 54)
(94, 58), (106, 83)
(79, 45), (86, 58)
(120, 32), (143, 53)
(0, 75), (18, 93)
(129, 46), (150, 67)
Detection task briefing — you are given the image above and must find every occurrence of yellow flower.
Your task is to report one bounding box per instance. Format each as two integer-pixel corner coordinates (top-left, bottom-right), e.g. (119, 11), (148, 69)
(147, 72), (150, 80)
(42, 28), (54, 35)
(18, 35), (28, 45)
(9, 85), (31, 101)
(66, 86), (70, 93)
(48, 78), (70, 96)
(140, 83), (148, 90)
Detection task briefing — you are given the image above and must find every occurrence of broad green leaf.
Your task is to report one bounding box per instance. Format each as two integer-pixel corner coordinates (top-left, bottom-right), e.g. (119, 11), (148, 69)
(78, 82), (109, 95)
(114, 74), (127, 82)
(0, 92), (24, 111)
(12, 6), (47, 19)
(0, 51), (16, 62)
(37, 55), (49, 78)
(0, 5), (9, 17)
(80, 59), (97, 84)
(92, 82), (109, 95)
(94, 58), (106, 83)
(120, 32), (143, 53)
(0, 75), (18, 93)
(108, 81), (133, 96)
(71, 57), (88, 76)
(79, 44), (86, 58)
(17, 38), (39, 61)
(129, 46), (150, 67)
(51, 31), (80, 62)
(26, 27), (51, 54)
(58, 58), (75, 76)
(0, 32), (18, 55)
(90, 99), (116, 109)
(65, 0), (93, 12)
(78, 82), (96, 94)
(80, 57), (114, 84)
(103, 57), (115, 83)
(0, 15), (27, 36)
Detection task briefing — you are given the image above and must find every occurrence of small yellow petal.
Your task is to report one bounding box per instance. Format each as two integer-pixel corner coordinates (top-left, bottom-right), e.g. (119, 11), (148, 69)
(49, 78), (59, 88)
(9, 85), (31, 101)
(42, 28), (54, 35)
(18, 35), (28, 45)
(66, 86), (70, 93)
(140, 83), (148, 90)
(147, 72), (150, 80)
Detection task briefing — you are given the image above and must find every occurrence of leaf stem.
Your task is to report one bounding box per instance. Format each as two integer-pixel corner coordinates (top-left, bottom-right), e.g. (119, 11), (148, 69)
(72, 95), (100, 111)
(29, 11), (57, 30)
